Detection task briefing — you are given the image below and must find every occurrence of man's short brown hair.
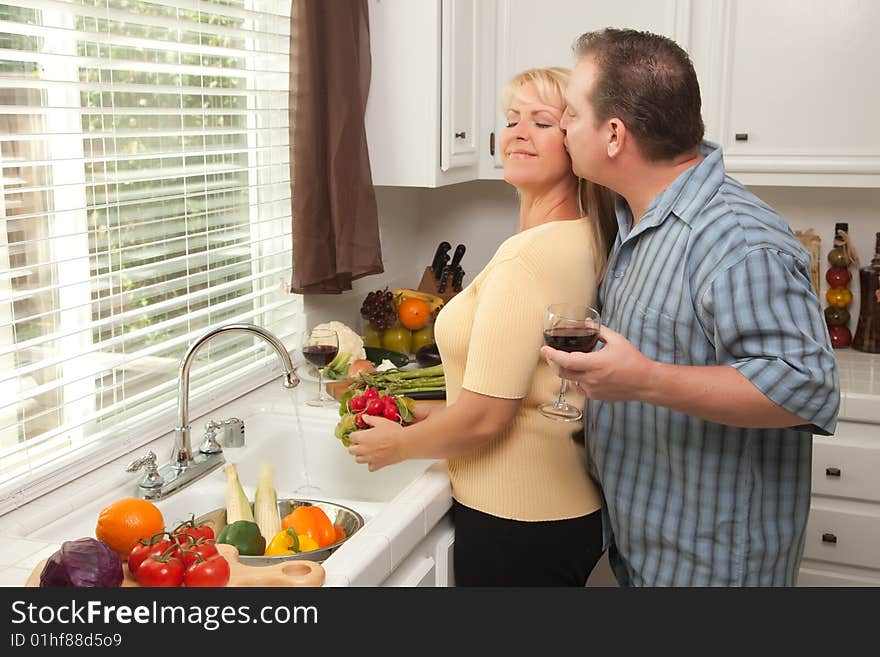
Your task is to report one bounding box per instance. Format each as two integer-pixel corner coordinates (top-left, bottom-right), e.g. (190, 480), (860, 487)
(574, 28), (704, 161)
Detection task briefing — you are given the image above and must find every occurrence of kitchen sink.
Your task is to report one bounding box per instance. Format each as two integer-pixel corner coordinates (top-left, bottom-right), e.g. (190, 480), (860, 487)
(26, 411), (432, 550)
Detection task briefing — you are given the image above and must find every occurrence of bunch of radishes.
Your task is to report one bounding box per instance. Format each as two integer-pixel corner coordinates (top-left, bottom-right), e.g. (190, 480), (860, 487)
(334, 386), (415, 447)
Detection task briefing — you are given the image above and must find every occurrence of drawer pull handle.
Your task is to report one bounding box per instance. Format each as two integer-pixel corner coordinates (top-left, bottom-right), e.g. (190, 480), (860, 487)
(825, 467), (841, 477)
(822, 532), (838, 544)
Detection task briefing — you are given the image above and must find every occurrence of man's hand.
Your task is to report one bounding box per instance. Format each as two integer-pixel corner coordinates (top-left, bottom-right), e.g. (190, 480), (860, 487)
(541, 325), (658, 402)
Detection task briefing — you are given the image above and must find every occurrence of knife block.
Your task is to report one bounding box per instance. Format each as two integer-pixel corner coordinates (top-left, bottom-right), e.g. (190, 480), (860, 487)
(417, 267), (458, 303)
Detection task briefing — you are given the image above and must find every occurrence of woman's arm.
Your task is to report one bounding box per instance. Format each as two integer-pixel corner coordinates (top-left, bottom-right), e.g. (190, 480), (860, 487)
(347, 390), (521, 471)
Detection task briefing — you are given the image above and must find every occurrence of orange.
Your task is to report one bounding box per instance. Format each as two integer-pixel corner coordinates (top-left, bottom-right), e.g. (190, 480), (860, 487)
(95, 497), (165, 558)
(397, 297), (431, 330)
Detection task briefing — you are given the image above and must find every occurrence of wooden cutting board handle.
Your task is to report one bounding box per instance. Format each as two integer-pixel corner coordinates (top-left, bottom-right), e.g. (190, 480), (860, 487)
(218, 544), (325, 587)
(26, 543), (324, 588)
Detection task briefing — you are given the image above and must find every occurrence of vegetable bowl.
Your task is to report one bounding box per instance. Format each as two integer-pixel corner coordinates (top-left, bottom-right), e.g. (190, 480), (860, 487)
(194, 498), (364, 566)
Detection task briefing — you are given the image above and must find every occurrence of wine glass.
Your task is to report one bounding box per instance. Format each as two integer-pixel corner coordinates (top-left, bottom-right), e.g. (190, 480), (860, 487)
(539, 304), (601, 422)
(303, 328), (339, 407)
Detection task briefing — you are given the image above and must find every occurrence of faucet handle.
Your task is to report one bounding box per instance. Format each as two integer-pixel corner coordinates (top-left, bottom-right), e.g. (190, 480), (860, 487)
(200, 418), (245, 454)
(125, 451), (164, 489)
(199, 421), (223, 454)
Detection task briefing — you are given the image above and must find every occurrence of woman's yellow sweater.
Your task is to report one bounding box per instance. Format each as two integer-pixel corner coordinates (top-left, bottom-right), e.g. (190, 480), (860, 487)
(434, 217), (603, 521)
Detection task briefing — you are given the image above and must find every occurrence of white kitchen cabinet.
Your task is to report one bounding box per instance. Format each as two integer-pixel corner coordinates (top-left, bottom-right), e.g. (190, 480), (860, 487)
(480, 0), (692, 177)
(798, 421), (880, 586)
(366, 0), (481, 187)
(693, 0), (880, 187)
(381, 513), (455, 586)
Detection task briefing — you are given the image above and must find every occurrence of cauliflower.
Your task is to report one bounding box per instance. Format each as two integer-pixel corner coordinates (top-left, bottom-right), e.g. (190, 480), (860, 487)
(311, 321), (366, 380)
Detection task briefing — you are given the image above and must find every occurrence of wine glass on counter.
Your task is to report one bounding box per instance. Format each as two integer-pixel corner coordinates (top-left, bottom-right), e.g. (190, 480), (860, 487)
(539, 304), (601, 422)
(302, 328), (339, 407)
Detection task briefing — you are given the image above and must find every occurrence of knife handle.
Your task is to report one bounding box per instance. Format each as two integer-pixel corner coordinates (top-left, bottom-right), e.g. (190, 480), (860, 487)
(450, 244), (466, 269)
(432, 244), (451, 282)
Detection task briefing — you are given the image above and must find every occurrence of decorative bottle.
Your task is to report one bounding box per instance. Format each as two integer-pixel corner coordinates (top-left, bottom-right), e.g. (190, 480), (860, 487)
(824, 223), (856, 348)
(852, 232), (880, 353)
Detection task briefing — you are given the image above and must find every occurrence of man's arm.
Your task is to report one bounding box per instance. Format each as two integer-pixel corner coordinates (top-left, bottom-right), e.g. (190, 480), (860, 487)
(542, 325), (810, 429)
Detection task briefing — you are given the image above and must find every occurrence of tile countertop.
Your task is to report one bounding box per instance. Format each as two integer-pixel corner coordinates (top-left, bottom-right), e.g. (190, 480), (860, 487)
(1, 349), (877, 587)
(833, 349), (880, 424)
(0, 377), (452, 588)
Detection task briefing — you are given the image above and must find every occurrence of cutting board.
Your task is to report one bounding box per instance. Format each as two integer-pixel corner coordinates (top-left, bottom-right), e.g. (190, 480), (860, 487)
(26, 543), (325, 588)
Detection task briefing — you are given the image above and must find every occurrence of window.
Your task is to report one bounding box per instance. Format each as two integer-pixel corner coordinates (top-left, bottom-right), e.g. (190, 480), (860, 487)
(0, 0), (300, 507)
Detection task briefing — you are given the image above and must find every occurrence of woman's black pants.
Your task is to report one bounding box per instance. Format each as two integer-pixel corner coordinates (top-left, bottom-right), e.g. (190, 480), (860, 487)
(451, 499), (604, 586)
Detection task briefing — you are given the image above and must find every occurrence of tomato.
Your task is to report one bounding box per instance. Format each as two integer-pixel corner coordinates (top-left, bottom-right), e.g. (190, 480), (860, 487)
(180, 540), (218, 569)
(128, 538), (179, 576)
(349, 395), (367, 412)
(284, 506), (336, 548)
(184, 555), (230, 588)
(172, 519), (214, 546)
(136, 554), (185, 587)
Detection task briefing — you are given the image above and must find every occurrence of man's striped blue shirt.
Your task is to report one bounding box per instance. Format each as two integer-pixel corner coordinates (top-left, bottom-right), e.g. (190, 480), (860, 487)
(591, 141), (840, 586)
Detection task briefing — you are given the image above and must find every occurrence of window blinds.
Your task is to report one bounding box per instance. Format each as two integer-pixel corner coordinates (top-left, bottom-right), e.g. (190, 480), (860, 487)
(0, 0), (300, 504)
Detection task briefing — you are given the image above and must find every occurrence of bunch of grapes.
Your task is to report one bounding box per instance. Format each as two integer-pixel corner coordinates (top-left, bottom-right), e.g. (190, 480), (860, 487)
(360, 288), (397, 331)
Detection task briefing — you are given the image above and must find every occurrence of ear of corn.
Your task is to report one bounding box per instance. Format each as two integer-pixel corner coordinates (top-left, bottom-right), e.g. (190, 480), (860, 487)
(224, 463), (254, 524)
(253, 463), (281, 541)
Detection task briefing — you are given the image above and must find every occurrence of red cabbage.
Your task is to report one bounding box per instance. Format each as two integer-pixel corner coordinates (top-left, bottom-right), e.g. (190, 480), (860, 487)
(39, 537), (123, 588)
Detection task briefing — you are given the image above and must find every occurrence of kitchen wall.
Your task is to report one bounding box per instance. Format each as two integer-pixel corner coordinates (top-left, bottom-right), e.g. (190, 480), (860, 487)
(414, 182), (880, 334)
(304, 182), (880, 336)
(302, 186), (423, 329)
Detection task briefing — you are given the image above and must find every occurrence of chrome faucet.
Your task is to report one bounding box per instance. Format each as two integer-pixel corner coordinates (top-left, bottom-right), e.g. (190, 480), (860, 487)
(127, 323), (300, 500)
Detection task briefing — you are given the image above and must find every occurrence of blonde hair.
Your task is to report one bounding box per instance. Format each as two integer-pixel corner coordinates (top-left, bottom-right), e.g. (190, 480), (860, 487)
(501, 66), (570, 113)
(502, 67), (617, 275)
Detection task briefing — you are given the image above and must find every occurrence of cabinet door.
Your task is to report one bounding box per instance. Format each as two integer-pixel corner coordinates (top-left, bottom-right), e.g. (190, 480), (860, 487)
(702, 0), (880, 186)
(484, 0), (691, 175)
(441, 0), (480, 172)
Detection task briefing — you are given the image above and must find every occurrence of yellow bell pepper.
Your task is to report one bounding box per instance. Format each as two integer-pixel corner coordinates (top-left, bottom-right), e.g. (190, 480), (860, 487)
(265, 528), (319, 556)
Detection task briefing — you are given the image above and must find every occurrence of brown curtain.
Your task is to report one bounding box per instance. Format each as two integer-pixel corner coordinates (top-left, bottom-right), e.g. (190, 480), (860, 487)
(289, 0), (383, 294)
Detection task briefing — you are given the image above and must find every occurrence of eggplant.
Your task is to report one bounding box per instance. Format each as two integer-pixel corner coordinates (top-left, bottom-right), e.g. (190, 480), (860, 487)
(415, 343), (442, 368)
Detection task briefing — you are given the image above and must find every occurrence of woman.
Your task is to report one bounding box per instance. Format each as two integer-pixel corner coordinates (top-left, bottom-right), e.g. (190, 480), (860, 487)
(347, 67), (616, 586)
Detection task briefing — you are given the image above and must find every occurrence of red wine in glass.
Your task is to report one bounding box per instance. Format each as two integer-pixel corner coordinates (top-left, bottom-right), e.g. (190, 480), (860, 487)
(540, 304), (601, 422)
(302, 344), (338, 367)
(304, 328), (338, 407)
(543, 327), (599, 353)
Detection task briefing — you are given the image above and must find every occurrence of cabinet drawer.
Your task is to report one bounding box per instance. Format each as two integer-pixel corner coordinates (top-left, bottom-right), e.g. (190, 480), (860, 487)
(803, 504), (880, 570)
(798, 565), (880, 587)
(812, 440), (880, 503)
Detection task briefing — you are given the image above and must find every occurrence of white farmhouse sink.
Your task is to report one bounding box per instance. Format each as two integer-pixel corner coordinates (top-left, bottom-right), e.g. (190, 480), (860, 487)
(27, 410), (432, 549)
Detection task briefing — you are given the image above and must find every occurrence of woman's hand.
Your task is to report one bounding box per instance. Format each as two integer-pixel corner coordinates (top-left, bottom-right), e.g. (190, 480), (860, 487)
(412, 402), (439, 423)
(347, 415), (407, 472)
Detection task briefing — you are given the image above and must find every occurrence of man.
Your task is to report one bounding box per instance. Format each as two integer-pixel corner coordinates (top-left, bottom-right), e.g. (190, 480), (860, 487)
(544, 28), (839, 586)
